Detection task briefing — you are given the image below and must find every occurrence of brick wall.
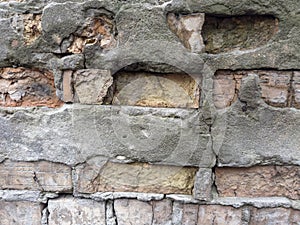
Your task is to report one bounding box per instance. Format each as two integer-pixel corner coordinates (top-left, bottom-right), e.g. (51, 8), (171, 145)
(0, 0), (299, 224)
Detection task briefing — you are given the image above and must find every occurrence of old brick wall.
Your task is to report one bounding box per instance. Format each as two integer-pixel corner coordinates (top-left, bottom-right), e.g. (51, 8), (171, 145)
(0, 0), (299, 224)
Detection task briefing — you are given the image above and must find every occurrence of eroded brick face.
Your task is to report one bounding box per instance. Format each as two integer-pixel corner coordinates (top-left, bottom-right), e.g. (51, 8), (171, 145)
(108, 72), (200, 108)
(0, 160), (72, 192)
(202, 15), (278, 53)
(213, 70), (244, 109)
(76, 162), (197, 194)
(215, 166), (300, 200)
(213, 70), (299, 109)
(68, 16), (116, 53)
(0, 67), (62, 107)
(259, 71), (292, 107)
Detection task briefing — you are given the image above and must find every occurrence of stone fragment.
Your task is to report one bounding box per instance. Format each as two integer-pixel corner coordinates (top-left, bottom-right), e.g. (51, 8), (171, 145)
(215, 166), (300, 200)
(0, 201), (42, 225)
(0, 160), (72, 192)
(114, 199), (153, 225)
(73, 69), (113, 104)
(110, 72), (200, 108)
(0, 105), (212, 166)
(193, 168), (213, 201)
(0, 67), (62, 107)
(68, 16), (116, 53)
(167, 13), (205, 53)
(197, 205), (243, 225)
(76, 161), (197, 194)
(216, 101), (300, 166)
(152, 199), (173, 225)
(249, 207), (300, 225)
(293, 71), (300, 109)
(259, 71), (292, 107)
(23, 14), (42, 45)
(48, 197), (106, 225)
(202, 15), (278, 53)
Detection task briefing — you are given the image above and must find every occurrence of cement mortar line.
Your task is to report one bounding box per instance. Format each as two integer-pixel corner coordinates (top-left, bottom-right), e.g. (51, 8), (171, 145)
(1, 190), (299, 210)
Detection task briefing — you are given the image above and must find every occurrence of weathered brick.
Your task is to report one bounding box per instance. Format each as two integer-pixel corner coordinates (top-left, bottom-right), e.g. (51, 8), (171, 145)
(62, 70), (73, 102)
(197, 205), (243, 225)
(114, 199), (153, 225)
(0, 201), (42, 225)
(76, 161), (197, 194)
(213, 70), (245, 109)
(213, 70), (295, 108)
(152, 199), (173, 225)
(109, 72), (200, 108)
(215, 166), (300, 200)
(0, 67), (62, 107)
(167, 13), (205, 53)
(202, 15), (278, 53)
(249, 207), (300, 225)
(73, 69), (113, 104)
(48, 197), (106, 225)
(0, 160), (72, 192)
(259, 71), (292, 107)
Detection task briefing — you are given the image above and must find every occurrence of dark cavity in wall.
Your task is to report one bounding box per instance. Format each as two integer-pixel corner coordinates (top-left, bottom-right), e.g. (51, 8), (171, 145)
(202, 15), (279, 54)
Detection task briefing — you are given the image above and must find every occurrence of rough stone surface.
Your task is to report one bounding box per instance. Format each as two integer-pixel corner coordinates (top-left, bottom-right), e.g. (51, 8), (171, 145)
(202, 15), (278, 54)
(76, 161), (197, 194)
(197, 205), (243, 225)
(152, 199), (173, 225)
(249, 207), (300, 225)
(0, 0), (300, 223)
(0, 68), (62, 108)
(215, 166), (300, 200)
(73, 69), (113, 104)
(181, 204), (199, 225)
(167, 13), (205, 53)
(193, 168), (213, 201)
(48, 197), (106, 225)
(0, 160), (72, 192)
(214, 74), (300, 166)
(109, 72), (200, 108)
(0, 105), (212, 166)
(0, 201), (42, 225)
(293, 72), (300, 109)
(114, 199), (153, 225)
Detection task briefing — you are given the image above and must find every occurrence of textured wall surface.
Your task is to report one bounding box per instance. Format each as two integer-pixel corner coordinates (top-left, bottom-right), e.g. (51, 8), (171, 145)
(0, 0), (300, 224)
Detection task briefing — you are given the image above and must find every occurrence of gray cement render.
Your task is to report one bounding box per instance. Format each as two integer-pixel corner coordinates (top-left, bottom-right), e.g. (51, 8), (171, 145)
(0, 0), (299, 168)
